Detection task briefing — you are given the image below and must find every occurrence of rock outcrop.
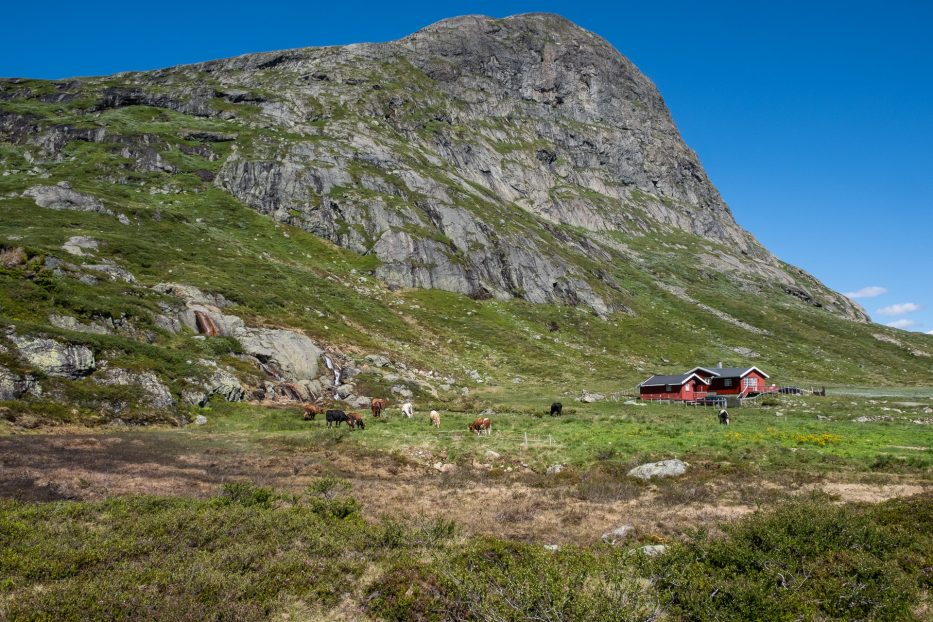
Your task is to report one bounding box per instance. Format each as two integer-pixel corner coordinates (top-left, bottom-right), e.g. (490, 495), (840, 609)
(9, 334), (96, 378)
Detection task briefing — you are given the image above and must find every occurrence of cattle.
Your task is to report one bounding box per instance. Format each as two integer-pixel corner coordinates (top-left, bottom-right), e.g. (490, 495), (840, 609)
(326, 409), (348, 428)
(430, 410), (441, 428)
(718, 409), (730, 425)
(346, 412), (365, 430)
(371, 398), (387, 418)
(401, 401), (414, 418)
(550, 402), (563, 416)
(469, 417), (492, 436)
(303, 403), (323, 421)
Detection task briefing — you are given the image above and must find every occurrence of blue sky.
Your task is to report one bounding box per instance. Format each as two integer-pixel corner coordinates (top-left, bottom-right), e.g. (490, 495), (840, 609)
(3, 1), (931, 334)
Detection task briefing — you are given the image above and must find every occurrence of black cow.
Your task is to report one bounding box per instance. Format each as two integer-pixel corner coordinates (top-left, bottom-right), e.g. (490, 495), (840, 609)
(718, 409), (730, 425)
(326, 409), (348, 428)
(550, 402), (563, 416)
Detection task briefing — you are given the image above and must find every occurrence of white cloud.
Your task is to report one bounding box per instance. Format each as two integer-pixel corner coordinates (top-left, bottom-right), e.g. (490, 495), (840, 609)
(927, 330), (933, 335)
(845, 286), (887, 299)
(886, 319), (917, 329)
(876, 302), (921, 316)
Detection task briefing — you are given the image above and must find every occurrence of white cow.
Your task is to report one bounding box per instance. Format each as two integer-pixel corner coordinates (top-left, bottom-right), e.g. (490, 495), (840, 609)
(401, 401), (414, 418)
(430, 410), (441, 428)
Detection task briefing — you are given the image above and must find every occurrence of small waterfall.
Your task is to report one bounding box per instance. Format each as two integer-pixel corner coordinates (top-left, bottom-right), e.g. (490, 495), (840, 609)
(323, 355), (341, 386)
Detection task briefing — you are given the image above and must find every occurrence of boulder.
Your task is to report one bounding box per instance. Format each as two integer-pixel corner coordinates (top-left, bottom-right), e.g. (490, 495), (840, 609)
(485, 449), (501, 460)
(365, 354), (391, 368)
(601, 524), (634, 545)
(637, 545), (668, 557)
(336, 383), (355, 399)
(546, 464), (564, 475)
(194, 414), (208, 425)
(433, 462), (457, 473)
(391, 384), (413, 398)
(234, 327), (322, 381)
(62, 235), (99, 256)
(10, 334), (95, 378)
(627, 459), (688, 480)
(24, 181), (111, 215)
(580, 390), (605, 403)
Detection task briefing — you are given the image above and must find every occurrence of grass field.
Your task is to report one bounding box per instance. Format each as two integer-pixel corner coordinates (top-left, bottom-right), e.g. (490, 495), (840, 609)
(193, 393), (933, 475)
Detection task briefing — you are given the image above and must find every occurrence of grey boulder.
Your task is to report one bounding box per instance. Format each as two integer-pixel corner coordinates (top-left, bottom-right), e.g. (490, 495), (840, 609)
(627, 459), (688, 480)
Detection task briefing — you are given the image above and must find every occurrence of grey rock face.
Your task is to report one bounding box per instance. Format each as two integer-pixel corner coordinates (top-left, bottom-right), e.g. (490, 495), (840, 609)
(0, 365), (38, 400)
(95, 368), (176, 409)
(156, 282), (324, 382)
(187, 361), (245, 405)
(627, 459), (688, 480)
(235, 327), (322, 381)
(10, 334), (95, 378)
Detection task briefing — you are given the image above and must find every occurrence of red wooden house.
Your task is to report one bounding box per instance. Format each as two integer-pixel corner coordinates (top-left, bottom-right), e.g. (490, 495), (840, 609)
(638, 372), (711, 401)
(640, 363), (775, 401)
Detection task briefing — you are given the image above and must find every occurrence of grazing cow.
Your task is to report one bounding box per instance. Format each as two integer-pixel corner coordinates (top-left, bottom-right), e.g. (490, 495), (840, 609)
(469, 417), (492, 436)
(550, 402), (563, 416)
(371, 398), (387, 418)
(401, 401), (414, 418)
(326, 409), (348, 428)
(303, 403), (323, 421)
(718, 409), (730, 425)
(346, 412), (365, 430)
(430, 410), (441, 428)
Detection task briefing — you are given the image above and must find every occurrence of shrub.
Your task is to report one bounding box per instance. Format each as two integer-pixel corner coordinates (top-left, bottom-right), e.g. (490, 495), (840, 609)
(654, 493), (933, 621)
(217, 481), (277, 507)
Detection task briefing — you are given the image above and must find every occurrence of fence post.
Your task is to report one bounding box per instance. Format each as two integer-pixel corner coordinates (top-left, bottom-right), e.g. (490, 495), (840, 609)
(524, 432), (528, 450)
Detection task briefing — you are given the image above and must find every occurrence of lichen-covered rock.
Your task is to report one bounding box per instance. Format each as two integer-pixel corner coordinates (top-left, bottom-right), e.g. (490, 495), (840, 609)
(48, 314), (111, 335)
(10, 334), (95, 378)
(24, 181), (110, 214)
(95, 368), (176, 409)
(627, 459), (688, 480)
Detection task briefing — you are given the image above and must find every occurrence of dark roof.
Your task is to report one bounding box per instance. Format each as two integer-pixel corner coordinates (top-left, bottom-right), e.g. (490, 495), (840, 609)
(686, 365), (770, 379)
(640, 373), (710, 387)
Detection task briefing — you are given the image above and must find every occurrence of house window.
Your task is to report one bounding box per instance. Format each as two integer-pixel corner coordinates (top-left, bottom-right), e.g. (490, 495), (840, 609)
(724, 379), (733, 388)
(685, 383), (692, 392)
(744, 377), (757, 388)
(665, 384), (672, 392)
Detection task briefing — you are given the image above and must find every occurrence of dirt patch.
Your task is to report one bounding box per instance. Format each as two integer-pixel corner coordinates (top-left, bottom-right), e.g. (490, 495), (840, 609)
(0, 432), (929, 545)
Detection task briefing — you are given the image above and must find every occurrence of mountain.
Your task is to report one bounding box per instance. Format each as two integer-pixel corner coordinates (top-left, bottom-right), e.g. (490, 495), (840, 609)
(0, 13), (929, 424)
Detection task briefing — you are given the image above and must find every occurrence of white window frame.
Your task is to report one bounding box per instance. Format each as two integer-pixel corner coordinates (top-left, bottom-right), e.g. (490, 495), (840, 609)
(665, 384), (672, 392)
(743, 377), (757, 388)
(724, 378), (733, 388)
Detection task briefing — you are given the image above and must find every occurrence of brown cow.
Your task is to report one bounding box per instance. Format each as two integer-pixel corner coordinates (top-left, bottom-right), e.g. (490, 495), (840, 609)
(371, 398), (387, 418)
(468, 417), (492, 436)
(346, 412), (365, 430)
(303, 403), (323, 421)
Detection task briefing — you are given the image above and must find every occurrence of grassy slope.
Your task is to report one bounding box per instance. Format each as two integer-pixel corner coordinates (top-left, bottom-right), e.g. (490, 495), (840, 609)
(0, 76), (931, 425)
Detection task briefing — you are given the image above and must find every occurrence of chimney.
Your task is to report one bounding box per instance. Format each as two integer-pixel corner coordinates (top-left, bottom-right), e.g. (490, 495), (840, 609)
(717, 361), (723, 368)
